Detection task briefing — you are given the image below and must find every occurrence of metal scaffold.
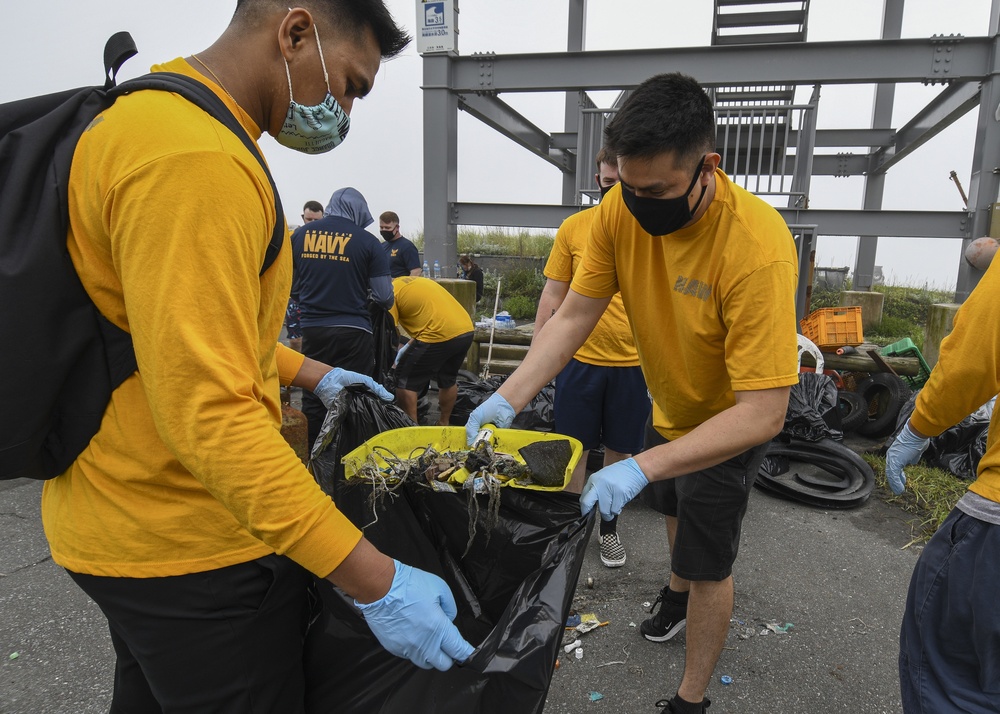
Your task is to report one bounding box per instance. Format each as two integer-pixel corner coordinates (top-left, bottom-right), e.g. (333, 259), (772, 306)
(419, 0), (1000, 303)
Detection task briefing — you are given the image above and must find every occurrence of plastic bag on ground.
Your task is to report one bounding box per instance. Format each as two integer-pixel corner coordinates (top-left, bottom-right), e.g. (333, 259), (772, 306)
(306, 387), (594, 713)
(888, 391), (995, 481)
(781, 372), (843, 442)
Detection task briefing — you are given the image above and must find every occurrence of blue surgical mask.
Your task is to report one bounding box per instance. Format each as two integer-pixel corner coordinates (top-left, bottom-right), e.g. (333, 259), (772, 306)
(276, 22), (350, 155)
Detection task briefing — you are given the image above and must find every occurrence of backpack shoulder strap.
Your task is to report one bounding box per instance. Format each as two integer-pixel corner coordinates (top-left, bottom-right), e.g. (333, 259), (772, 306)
(110, 72), (284, 275)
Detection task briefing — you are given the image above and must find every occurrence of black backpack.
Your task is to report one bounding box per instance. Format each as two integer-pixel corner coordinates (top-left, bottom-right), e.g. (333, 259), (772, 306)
(0, 32), (285, 481)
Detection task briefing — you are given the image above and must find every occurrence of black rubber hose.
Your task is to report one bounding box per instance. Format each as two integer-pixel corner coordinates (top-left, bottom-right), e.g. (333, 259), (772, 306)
(756, 438), (875, 509)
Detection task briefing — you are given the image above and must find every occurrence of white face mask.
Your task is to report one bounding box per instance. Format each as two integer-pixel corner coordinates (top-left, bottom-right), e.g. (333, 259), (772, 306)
(276, 20), (350, 155)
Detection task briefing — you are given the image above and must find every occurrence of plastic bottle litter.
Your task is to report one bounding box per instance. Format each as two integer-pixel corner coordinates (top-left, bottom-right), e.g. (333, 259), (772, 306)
(422, 260), (430, 275)
(575, 647), (583, 660)
(433, 260), (441, 279)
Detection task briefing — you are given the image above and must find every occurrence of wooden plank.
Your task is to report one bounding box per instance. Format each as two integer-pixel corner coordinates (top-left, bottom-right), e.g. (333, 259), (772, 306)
(800, 351), (920, 376)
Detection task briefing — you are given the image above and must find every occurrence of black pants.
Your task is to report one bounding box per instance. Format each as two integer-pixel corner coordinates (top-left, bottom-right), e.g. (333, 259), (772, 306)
(302, 326), (375, 448)
(69, 554), (315, 714)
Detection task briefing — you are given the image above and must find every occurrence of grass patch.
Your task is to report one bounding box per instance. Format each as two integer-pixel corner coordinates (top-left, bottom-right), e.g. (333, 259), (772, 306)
(412, 228), (555, 257)
(863, 453), (967, 543)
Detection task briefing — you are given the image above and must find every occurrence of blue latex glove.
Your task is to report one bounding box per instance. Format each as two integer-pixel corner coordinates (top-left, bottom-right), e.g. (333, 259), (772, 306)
(314, 367), (393, 408)
(465, 392), (516, 444)
(356, 560), (475, 671)
(580, 457), (650, 521)
(885, 422), (930, 495)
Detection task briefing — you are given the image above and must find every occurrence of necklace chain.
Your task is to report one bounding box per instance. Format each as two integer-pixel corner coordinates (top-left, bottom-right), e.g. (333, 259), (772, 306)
(191, 54), (235, 102)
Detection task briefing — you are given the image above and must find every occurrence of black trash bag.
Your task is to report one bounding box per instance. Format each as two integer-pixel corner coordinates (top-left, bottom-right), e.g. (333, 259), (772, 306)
(306, 387), (594, 714)
(781, 372), (843, 442)
(369, 302), (400, 390)
(450, 374), (555, 432)
(887, 391), (993, 481)
(309, 385), (415, 502)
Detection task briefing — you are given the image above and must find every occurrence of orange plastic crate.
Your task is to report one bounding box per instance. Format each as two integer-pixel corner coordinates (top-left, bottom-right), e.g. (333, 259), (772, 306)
(799, 307), (864, 351)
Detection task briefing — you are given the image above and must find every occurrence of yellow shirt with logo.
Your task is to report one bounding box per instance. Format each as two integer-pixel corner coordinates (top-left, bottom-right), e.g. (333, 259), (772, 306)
(571, 171), (799, 441)
(41, 58), (362, 579)
(910, 256), (1000, 503)
(544, 207), (639, 367)
(390, 276), (474, 343)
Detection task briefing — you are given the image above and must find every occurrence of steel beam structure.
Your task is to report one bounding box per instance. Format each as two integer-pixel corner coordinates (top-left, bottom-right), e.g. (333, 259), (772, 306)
(450, 37), (992, 94)
(457, 93), (575, 172)
(451, 202), (970, 239)
(955, 2), (1000, 299)
(855, 0), (904, 292)
(870, 81), (982, 175)
(421, 55), (458, 273)
(422, 0), (1000, 303)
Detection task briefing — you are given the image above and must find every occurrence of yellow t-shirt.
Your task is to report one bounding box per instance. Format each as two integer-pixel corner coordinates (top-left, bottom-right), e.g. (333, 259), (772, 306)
(910, 256), (1000, 503)
(572, 171), (800, 441)
(41, 58), (362, 579)
(390, 276), (474, 343)
(544, 207), (639, 367)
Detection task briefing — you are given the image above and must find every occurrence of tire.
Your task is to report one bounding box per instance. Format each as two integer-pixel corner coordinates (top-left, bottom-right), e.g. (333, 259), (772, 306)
(856, 373), (912, 438)
(836, 391), (869, 434)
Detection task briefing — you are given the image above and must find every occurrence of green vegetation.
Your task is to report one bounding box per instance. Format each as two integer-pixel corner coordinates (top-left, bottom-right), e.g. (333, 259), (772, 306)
(502, 295), (539, 320)
(480, 268), (546, 320)
(412, 228), (555, 257)
(864, 454), (967, 544)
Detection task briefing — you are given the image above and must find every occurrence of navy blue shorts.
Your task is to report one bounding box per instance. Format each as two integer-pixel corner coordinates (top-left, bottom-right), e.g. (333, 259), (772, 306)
(640, 417), (766, 581)
(553, 358), (650, 453)
(396, 331), (474, 393)
(899, 508), (1000, 713)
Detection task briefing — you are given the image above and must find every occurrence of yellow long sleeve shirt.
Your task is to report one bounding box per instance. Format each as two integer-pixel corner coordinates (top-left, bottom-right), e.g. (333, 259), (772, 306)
(910, 256), (1000, 504)
(41, 59), (362, 578)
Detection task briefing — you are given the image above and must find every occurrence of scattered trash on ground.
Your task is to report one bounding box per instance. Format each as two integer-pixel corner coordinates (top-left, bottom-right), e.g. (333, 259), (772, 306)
(720, 675), (734, 685)
(589, 691), (604, 702)
(586, 576), (595, 589)
(564, 639), (582, 654)
(764, 622), (794, 634)
(597, 644), (631, 669)
(9, 652), (18, 660)
(575, 647), (584, 660)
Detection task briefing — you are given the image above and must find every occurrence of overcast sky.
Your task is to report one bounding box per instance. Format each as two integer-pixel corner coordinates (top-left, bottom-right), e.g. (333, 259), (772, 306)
(1, 0), (993, 289)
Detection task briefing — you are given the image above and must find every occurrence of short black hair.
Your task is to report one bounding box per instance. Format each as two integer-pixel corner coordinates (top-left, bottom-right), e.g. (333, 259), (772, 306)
(604, 73), (715, 167)
(234, 0), (410, 59)
(302, 200), (324, 213)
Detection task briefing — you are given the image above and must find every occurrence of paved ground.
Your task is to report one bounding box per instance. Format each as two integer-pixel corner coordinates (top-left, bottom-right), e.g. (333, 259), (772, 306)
(1, 464), (921, 714)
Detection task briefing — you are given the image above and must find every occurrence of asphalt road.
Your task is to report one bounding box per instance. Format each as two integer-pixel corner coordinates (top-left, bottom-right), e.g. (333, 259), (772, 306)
(1, 469), (920, 714)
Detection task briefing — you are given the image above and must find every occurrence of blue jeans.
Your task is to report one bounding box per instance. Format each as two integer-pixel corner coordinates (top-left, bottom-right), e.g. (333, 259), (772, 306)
(899, 507), (1000, 713)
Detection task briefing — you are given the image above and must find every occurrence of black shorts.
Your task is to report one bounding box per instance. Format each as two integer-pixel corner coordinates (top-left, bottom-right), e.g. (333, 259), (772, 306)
(395, 331), (474, 393)
(640, 417), (767, 581)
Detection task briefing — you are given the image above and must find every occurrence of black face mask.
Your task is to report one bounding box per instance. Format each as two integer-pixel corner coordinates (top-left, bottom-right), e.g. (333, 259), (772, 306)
(620, 157), (707, 236)
(379, 230), (395, 241)
(599, 182), (615, 200)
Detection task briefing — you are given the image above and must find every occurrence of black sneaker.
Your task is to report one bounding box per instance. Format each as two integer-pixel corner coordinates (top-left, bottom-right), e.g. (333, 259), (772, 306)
(640, 586), (687, 642)
(655, 696), (711, 712)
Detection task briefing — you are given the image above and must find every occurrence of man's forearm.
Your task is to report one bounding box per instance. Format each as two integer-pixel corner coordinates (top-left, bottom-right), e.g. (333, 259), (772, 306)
(291, 355), (333, 392)
(634, 389), (788, 481)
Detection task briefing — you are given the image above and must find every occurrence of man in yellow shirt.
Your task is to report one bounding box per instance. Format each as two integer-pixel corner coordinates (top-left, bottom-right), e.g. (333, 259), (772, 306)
(390, 276), (475, 425)
(887, 256), (1000, 713)
(44, 3), (473, 710)
(467, 73), (798, 713)
(534, 146), (650, 568)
